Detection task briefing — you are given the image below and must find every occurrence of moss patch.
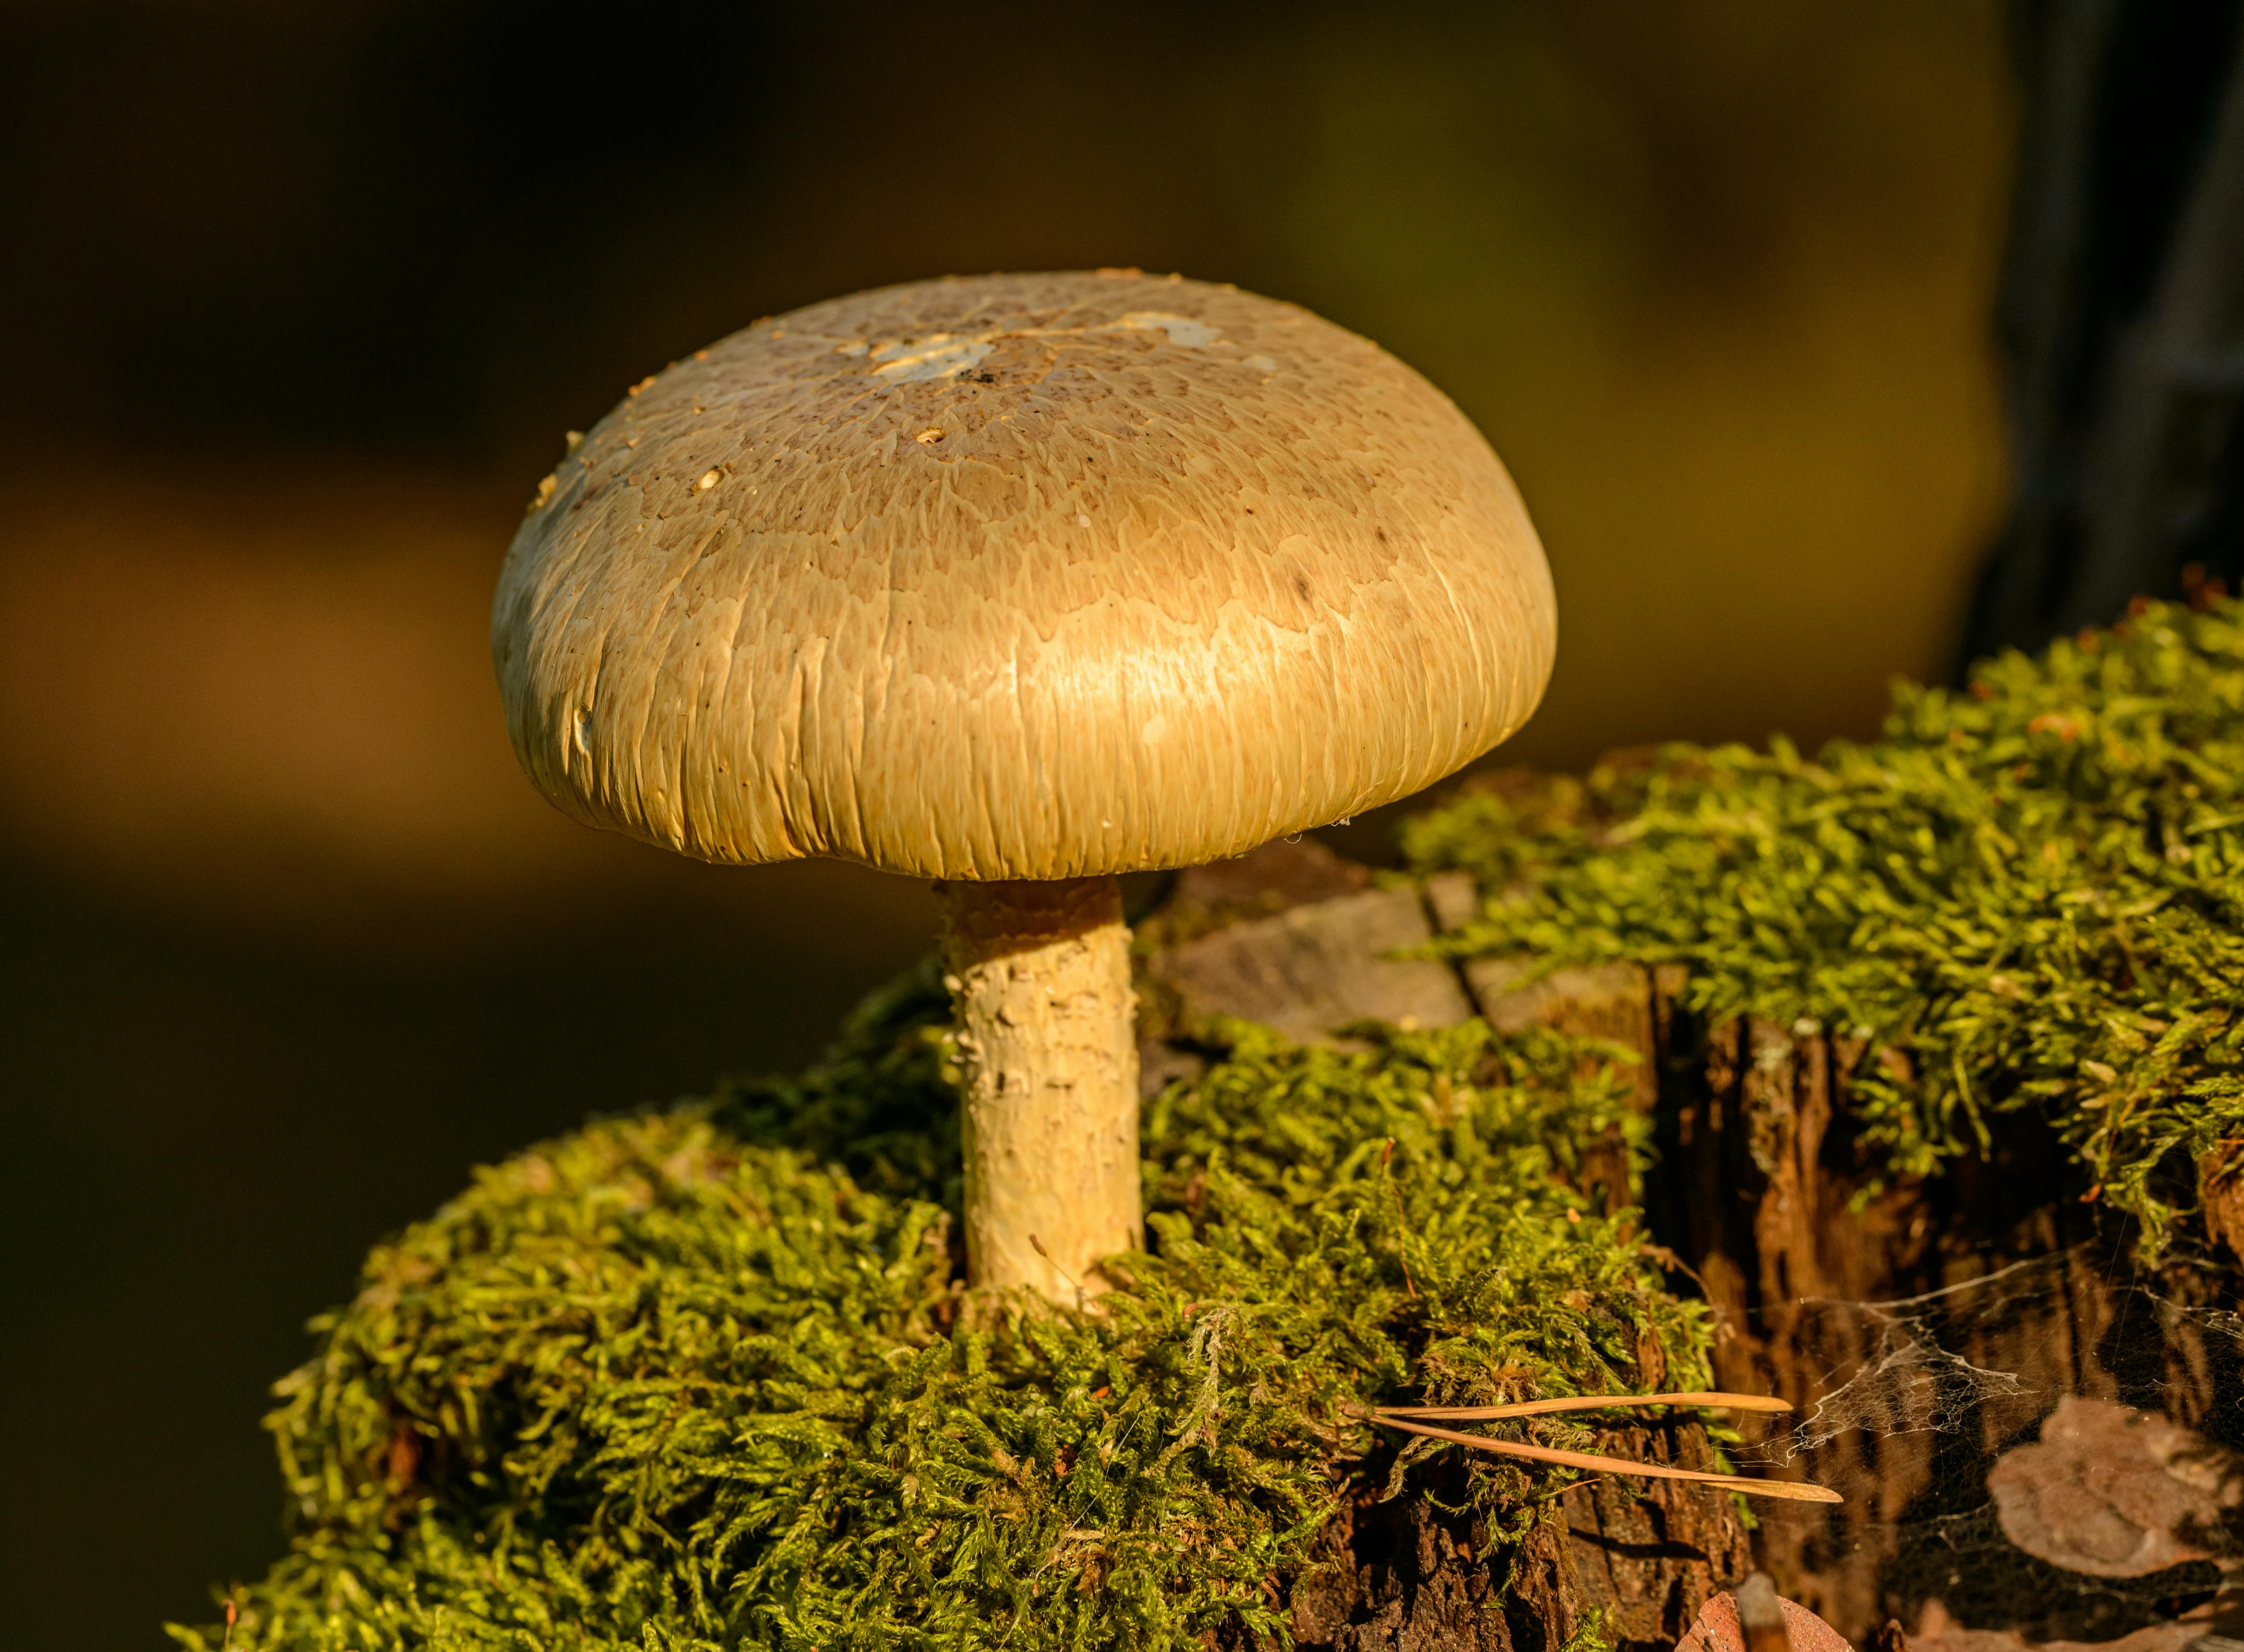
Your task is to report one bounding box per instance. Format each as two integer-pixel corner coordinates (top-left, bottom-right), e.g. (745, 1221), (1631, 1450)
(171, 969), (1708, 1652)
(1406, 596), (2244, 1259)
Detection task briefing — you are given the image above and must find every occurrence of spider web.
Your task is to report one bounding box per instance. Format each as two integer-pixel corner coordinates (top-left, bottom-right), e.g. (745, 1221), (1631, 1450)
(1707, 1250), (2244, 1650)
(1783, 1259), (2046, 1459)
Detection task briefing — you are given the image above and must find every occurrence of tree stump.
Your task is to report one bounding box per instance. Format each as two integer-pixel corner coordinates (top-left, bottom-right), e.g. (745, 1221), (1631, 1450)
(1139, 839), (2244, 1651)
(1139, 841), (1756, 1652)
(1641, 997), (2244, 1649)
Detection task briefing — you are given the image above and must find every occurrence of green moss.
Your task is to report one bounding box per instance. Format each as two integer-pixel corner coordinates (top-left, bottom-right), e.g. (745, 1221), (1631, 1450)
(172, 967), (1707, 1652)
(1406, 596), (2244, 1259)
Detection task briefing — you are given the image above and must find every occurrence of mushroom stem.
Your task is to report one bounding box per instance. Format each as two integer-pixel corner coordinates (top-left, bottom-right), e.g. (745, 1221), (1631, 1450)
(938, 876), (1143, 1301)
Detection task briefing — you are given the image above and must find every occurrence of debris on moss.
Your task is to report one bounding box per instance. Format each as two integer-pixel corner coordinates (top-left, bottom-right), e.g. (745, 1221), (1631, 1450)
(1405, 596), (2244, 1259)
(170, 966), (1710, 1652)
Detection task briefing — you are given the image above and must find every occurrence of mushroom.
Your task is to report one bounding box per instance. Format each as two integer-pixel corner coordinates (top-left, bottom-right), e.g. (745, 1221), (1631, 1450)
(491, 270), (1557, 1301)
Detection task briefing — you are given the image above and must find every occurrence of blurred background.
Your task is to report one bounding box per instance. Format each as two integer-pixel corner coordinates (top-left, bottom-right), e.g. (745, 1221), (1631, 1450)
(0, 1), (2235, 1645)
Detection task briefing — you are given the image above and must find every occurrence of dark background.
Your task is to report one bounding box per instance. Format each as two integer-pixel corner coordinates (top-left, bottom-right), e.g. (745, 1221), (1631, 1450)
(0, 2), (2030, 1646)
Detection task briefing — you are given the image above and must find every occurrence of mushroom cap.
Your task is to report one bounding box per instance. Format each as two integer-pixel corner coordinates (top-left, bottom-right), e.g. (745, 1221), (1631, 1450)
(493, 270), (1556, 880)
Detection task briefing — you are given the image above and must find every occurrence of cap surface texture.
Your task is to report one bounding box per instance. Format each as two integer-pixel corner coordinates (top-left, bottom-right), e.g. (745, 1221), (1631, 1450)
(493, 270), (1556, 880)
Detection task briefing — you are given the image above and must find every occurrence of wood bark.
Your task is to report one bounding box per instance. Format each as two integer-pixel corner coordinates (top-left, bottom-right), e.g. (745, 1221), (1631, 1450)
(1286, 1438), (1753, 1652)
(1400, 949), (2240, 1646)
(940, 876), (1141, 1300)
(1642, 994), (2242, 1646)
(1142, 845), (1756, 1651)
(1141, 842), (2244, 1648)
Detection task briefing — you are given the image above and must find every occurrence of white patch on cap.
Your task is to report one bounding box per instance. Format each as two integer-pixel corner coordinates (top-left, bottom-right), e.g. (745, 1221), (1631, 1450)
(1140, 714), (1169, 747)
(1115, 311), (1220, 348)
(869, 333), (996, 385)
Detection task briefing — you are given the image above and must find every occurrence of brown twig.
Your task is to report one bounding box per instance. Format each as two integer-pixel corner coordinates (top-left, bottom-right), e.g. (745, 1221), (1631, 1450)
(1738, 1572), (1795, 1652)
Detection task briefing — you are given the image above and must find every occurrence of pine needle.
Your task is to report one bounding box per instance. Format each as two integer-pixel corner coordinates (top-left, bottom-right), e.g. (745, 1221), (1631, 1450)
(1377, 1390), (1793, 1420)
(1367, 1414), (1841, 1504)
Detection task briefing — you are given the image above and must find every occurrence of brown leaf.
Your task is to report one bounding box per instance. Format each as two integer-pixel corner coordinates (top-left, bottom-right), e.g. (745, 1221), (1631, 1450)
(1986, 1395), (2243, 1578)
(1678, 1580), (1855, 1652)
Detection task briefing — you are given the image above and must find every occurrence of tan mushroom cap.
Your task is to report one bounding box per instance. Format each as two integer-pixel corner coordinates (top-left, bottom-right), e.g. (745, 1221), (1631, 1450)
(492, 270), (1556, 881)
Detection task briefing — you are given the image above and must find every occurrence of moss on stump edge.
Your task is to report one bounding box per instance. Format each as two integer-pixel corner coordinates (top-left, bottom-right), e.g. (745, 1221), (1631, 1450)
(1408, 594), (2244, 1261)
(171, 973), (1702, 1651)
